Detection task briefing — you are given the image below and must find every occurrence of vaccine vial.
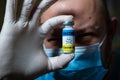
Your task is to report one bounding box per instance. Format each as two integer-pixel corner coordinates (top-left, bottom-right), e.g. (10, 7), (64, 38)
(62, 21), (75, 53)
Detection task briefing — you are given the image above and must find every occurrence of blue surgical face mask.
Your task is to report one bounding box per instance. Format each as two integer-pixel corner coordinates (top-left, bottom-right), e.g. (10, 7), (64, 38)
(43, 36), (108, 80)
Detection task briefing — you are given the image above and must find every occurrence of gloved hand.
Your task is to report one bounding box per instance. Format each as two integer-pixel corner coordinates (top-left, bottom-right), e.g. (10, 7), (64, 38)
(0, 0), (74, 79)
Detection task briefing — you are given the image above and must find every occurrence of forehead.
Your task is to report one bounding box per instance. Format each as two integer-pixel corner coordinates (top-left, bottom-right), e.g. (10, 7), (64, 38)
(41, 0), (106, 29)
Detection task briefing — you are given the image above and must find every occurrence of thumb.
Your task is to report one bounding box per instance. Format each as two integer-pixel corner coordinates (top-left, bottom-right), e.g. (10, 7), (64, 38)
(47, 53), (74, 71)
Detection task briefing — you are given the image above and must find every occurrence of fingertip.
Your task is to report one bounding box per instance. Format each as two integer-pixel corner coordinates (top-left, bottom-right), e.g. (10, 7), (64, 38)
(48, 53), (74, 71)
(65, 15), (74, 21)
(62, 53), (74, 58)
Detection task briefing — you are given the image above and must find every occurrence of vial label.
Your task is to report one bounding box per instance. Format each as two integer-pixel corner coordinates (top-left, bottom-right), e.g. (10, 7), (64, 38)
(62, 30), (75, 53)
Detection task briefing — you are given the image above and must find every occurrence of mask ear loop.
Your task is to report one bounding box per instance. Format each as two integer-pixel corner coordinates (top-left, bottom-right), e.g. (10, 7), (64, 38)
(99, 35), (109, 68)
(99, 35), (113, 69)
(99, 35), (107, 47)
(43, 43), (47, 51)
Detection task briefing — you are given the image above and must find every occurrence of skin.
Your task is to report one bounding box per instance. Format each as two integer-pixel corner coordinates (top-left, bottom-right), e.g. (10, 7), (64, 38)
(40, 0), (116, 68)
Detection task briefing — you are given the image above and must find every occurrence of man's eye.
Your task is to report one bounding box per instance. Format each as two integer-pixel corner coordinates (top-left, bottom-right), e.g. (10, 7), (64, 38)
(75, 32), (98, 45)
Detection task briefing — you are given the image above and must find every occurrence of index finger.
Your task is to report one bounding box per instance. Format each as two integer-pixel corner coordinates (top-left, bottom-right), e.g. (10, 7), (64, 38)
(38, 15), (73, 36)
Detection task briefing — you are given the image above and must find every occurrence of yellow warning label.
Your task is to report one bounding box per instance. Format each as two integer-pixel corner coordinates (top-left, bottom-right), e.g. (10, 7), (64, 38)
(62, 44), (75, 53)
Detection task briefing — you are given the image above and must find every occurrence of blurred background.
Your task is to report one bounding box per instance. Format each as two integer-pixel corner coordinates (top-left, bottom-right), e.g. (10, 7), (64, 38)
(0, 0), (120, 52)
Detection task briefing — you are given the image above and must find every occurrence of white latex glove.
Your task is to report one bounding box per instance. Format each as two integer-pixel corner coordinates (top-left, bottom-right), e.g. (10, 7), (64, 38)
(0, 0), (74, 79)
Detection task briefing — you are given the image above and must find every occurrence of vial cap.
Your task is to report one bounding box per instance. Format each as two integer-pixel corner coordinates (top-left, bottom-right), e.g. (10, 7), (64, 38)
(64, 21), (74, 26)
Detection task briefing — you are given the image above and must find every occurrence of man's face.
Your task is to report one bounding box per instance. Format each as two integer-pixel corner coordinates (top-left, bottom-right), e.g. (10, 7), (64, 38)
(41, 0), (107, 49)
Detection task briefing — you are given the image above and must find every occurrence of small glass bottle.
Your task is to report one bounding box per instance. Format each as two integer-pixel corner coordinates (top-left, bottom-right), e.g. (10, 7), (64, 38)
(62, 21), (75, 53)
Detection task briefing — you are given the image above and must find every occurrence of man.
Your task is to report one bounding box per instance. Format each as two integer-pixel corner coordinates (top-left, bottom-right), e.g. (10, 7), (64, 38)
(36, 0), (117, 80)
